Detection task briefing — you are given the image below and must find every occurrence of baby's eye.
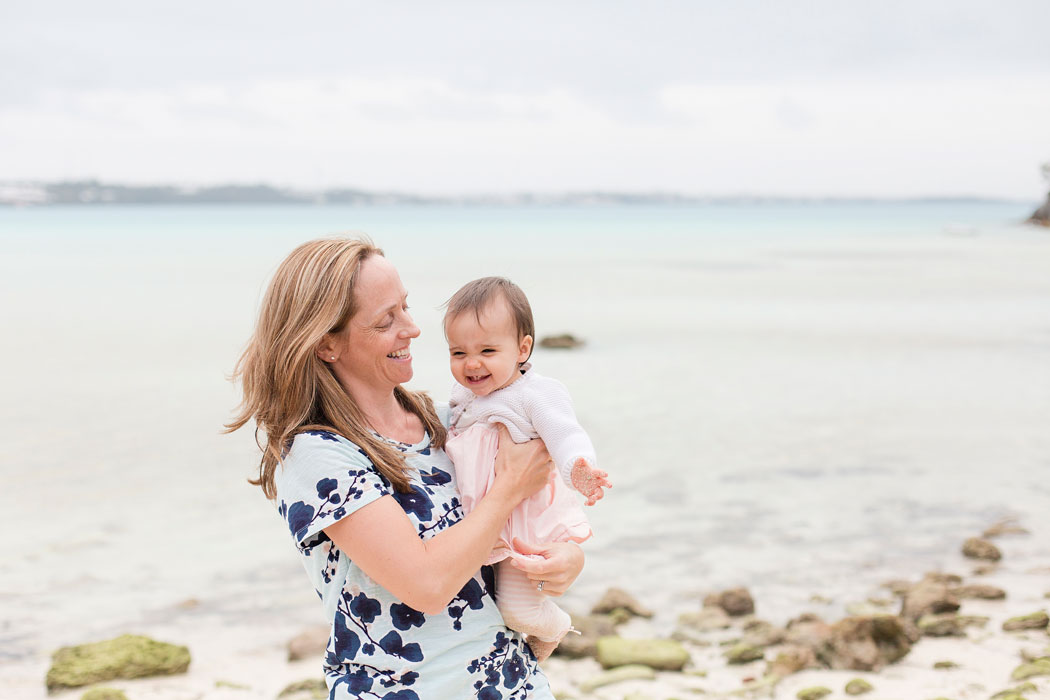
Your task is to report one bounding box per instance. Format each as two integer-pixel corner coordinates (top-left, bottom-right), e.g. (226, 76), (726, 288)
(451, 351), (465, 357)
(481, 349), (495, 354)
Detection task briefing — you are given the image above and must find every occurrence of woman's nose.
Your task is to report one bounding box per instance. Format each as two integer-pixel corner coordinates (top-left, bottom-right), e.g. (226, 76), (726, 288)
(401, 321), (420, 339)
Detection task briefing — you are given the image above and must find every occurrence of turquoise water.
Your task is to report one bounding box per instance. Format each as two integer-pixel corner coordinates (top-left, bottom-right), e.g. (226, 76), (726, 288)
(1, 201), (1047, 681)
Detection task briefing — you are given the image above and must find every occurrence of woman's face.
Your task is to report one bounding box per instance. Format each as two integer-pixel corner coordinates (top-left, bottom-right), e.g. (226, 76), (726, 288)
(332, 255), (419, 395)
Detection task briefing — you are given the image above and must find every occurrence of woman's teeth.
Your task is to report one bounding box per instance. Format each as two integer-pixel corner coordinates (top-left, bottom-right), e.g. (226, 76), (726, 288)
(387, 349), (410, 359)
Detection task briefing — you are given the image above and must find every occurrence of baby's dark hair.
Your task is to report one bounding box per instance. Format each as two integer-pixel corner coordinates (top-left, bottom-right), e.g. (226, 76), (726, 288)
(444, 277), (535, 353)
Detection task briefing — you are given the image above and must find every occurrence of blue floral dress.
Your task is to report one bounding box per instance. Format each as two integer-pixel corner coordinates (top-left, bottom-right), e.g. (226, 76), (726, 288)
(275, 407), (553, 700)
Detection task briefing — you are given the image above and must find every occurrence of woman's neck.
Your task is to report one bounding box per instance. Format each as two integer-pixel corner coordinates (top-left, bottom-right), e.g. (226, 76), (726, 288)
(344, 378), (424, 444)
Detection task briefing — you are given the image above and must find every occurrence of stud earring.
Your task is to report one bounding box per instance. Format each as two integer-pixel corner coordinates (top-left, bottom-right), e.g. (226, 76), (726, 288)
(330, 356), (336, 361)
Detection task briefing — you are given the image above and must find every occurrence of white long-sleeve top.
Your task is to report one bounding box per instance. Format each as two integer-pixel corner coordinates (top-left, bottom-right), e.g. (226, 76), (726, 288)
(448, 363), (597, 488)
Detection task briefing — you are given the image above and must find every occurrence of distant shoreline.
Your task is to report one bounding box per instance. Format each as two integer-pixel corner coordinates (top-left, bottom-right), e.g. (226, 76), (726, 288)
(0, 180), (1033, 208)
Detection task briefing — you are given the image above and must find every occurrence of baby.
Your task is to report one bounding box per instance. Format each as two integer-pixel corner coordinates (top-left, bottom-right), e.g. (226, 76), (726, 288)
(443, 276), (611, 661)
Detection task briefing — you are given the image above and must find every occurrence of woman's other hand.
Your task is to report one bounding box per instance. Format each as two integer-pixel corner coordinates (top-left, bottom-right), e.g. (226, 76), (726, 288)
(491, 424), (552, 505)
(508, 538), (584, 596)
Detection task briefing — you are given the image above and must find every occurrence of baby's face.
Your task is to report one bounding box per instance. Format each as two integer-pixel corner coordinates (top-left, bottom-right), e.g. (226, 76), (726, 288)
(445, 296), (532, 397)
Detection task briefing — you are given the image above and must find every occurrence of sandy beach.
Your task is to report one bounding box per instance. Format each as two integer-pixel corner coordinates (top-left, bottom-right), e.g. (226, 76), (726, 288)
(1, 203), (1048, 698)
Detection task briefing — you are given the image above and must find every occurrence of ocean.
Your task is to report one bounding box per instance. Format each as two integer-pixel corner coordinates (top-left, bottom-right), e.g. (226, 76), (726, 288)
(1, 201), (1048, 688)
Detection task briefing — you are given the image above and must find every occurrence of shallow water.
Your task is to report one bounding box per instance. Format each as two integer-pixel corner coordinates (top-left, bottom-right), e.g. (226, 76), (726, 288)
(1, 202), (1048, 677)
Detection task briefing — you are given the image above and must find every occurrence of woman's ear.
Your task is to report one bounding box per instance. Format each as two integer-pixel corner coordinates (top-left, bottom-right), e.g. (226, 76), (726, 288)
(518, 335), (533, 363)
(316, 334), (338, 363)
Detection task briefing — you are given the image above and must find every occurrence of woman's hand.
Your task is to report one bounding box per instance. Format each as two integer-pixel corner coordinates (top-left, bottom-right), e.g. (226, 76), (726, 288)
(508, 538), (585, 596)
(491, 424), (553, 505)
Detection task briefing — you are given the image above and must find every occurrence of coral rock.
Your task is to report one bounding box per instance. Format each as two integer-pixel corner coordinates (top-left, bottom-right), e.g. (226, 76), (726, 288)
(554, 613), (618, 659)
(723, 643), (765, 665)
(46, 634), (190, 692)
(704, 587), (755, 616)
(796, 686), (832, 700)
(962, 537), (1002, 561)
(591, 587), (654, 619)
(900, 579), (960, 622)
(287, 625), (330, 662)
(818, 616), (917, 671)
(844, 678), (874, 695)
(1011, 657), (1050, 681)
(1002, 611), (1049, 632)
(918, 614), (966, 637)
(596, 636), (690, 671)
(767, 645), (818, 677)
(539, 334), (585, 349)
(277, 679), (328, 700)
(950, 584), (1006, 600)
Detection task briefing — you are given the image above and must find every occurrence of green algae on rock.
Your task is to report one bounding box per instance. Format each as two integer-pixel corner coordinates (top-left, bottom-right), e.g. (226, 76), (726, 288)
(991, 682), (1038, 700)
(577, 663), (656, 692)
(796, 686), (832, 700)
(844, 678), (874, 695)
(1011, 657), (1050, 681)
(277, 679), (328, 700)
(723, 643), (765, 664)
(80, 688), (128, 700)
(933, 660), (959, 669)
(596, 637), (690, 671)
(46, 634), (190, 692)
(1002, 611), (1049, 632)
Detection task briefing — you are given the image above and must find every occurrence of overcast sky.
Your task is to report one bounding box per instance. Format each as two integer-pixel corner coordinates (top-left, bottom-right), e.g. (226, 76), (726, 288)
(2, 1), (1049, 198)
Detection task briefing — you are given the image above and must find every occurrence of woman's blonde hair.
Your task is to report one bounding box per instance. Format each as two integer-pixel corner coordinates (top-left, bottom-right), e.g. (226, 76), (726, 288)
(226, 236), (446, 498)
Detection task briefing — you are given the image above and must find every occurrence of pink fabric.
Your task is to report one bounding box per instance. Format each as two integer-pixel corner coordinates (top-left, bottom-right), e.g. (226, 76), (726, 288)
(445, 423), (592, 565)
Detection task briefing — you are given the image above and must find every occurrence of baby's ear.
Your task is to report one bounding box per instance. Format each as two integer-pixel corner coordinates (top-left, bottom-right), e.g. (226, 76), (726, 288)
(518, 334), (533, 363)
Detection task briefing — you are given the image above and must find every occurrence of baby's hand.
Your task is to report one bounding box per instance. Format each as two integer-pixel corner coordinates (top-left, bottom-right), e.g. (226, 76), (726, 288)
(570, 457), (611, 506)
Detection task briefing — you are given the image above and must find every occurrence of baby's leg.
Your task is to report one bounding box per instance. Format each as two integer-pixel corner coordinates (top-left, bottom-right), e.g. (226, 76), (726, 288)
(496, 559), (572, 651)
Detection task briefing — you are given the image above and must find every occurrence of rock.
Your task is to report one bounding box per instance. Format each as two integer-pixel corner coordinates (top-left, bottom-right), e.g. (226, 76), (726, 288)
(1003, 611), (1049, 632)
(766, 645), (818, 677)
(577, 664), (655, 692)
(983, 519), (1030, 538)
(973, 564), (999, 576)
(1021, 647), (1050, 662)
(704, 587), (755, 616)
(1010, 657), (1050, 681)
(677, 606), (731, 632)
(796, 687), (832, 700)
(277, 679), (328, 700)
(46, 634), (191, 692)
(950, 584), (1006, 600)
(957, 615), (990, 629)
(596, 637), (690, 671)
(591, 587), (654, 619)
(723, 643), (765, 664)
(1027, 193), (1050, 227)
(991, 683), (1038, 699)
(923, 572), (963, 585)
(817, 616), (917, 671)
(81, 689), (128, 700)
(622, 694), (655, 700)
(287, 625), (330, 662)
(882, 579), (913, 596)
(933, 660), (959, 669)
(554, 613), (618, 659)
(918, 614), (967, 637)
(742, 619), (786, 647)
(539, 334), (585, 349)
(215, 679), (250, 690)
(900, 579), (960, 622)
(785, 614), (833, 652)
(844, 678), (874, 695)
(962, 537), (1002, 561)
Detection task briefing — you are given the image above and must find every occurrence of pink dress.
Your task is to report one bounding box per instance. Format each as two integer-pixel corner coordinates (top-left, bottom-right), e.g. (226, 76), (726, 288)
(445, 366), (594, 564)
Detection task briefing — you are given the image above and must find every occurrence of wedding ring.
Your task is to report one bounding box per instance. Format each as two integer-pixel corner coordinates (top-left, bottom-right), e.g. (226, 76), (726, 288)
(536, 580), (545, 592)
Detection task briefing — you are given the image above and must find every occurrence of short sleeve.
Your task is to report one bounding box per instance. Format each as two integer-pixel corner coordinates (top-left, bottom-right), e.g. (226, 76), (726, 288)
(275, 430), (391, 552)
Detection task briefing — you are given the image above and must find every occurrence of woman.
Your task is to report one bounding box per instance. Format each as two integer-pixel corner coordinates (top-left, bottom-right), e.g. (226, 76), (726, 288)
(228, 237), (583, 699)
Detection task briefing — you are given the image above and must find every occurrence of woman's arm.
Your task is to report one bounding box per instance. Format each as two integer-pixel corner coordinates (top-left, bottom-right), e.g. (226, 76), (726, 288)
(323, 425), (551, 614)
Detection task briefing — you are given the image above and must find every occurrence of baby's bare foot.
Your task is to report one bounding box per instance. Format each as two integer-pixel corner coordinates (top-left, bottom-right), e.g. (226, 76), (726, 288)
(570, 457), (611, 505)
